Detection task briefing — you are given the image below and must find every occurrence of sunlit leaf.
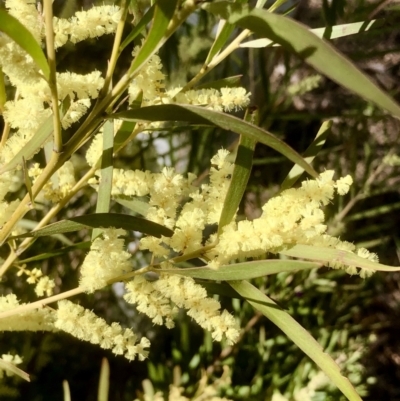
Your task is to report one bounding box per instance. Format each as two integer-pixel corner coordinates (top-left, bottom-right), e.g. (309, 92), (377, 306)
(230, 280), (363, 401)
(128, 0), (179, 75)
(119, 4), (155, 53)
(280, 120), (331, 191)
(0, 9), (50, 80)
(114, 197), (150, 216)
(218, 108), (257, 234)
(18, 241), (91, 263)
(205, 19), (235, 64)
(279, 244), (400, 272)
(240, 19), (382, 48)
(92, 120), (114, 240)
(111, 104), (318, 178)
(11, 213), (173, 239)
(162, 260), (320, 280)
(195, 75), (243, 90)
(227, 8), (400, 118)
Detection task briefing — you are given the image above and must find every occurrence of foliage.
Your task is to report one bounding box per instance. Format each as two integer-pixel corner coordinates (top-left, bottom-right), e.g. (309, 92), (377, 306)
(0, 0), (399, 400)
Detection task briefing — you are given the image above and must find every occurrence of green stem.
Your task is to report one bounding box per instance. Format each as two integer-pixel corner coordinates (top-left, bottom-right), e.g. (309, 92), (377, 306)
(0, 287), (84, 320)
(181, 29), (251, 92)
(43, 0), (62, 153)
(99, 0), (129, 99)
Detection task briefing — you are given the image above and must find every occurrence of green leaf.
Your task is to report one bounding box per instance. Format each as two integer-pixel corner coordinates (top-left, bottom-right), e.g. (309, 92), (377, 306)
(119, 4), (155, 53)
(114, 197), (150, 216)
(240, 19), (382, 48)
(92, 120), (114, 240)
(114, 120), (137, 151)
(279, 244), (400, 273)
(229, 8), (400, 118)
(218, 108), (257, 234)
(97, 358), (110, 401)
(195, 75), (243, 90)
(0, 9), (50, 80)
(280, 120), (331, 191)
(18, 241), (91, 263)
(128, 0), (179, 75)
(111, 104), (318, 178)
(230, 280), (363, 401)
(11, 213), (173, 239)
(0, 97), (70, 174)
(205, 20), (235, 64)
(161, 260), (320, 280)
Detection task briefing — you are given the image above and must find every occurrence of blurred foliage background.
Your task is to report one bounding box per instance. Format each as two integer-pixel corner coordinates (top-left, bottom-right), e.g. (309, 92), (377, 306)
(1, 0), (400, 400)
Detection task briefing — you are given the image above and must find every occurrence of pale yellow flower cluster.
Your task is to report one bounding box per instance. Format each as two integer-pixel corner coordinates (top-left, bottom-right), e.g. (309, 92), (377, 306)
(0, 0), (111, 165)
(171, 87), (251, 112)
(17, 266), (55, 297)
(29, 161), (76, 203)
(55, 300), (150, 361)
(125, 272), (240, 345)
(287, 74), (323, 96)
(61, 99), (91, 129)
(79, 228), (132, 293)
(205, 169), (376, 277)
(0, 294), (56, 331)
(129, 51), (166, 105)
(53, 5), (121, 48)
(0, 353), (23, 379)
(127, 45), (251, 111)
(139, 149), (232, 255)
(6, 0), (42, 42)
(35, 276), (55, 297)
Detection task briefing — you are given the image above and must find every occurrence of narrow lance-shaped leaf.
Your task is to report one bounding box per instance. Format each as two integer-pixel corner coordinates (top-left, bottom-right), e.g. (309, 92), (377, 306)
(195, 75), (243, 90)
(92, 120), (114, 240)
(279, 120), (331, 192)
(205, 19), (235, 64)
(128, 0), (179, 75)
(226, 7), (400, 118)
(18, 241), (91, 264)
(160, 260), (320, 280)
(230, 280), (363, 401)
(279, 244), (400, 272)
(11, 213), (173, 239)
(111, 104), (318, 178)
(114, 197), (150, 216)
(0, 9), (50, 80)
(218, 107), (257, 235)
(98, 358), (110, 401)
(119, 4), (155, 53)
(240, 19), (382, 48)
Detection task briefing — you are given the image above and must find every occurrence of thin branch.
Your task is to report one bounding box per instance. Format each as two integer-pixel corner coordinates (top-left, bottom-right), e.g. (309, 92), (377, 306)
(43, 0), (62, 153)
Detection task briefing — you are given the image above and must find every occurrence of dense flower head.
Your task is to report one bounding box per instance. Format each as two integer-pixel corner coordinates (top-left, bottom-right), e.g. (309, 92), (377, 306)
(53, 5), (122, 48)
(79, 228), (132, 293)
(55, 300), (150, 361)
(0, 294), (56, 332)
(124, 270), (240, 345)
(29, 161), (76, 203)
